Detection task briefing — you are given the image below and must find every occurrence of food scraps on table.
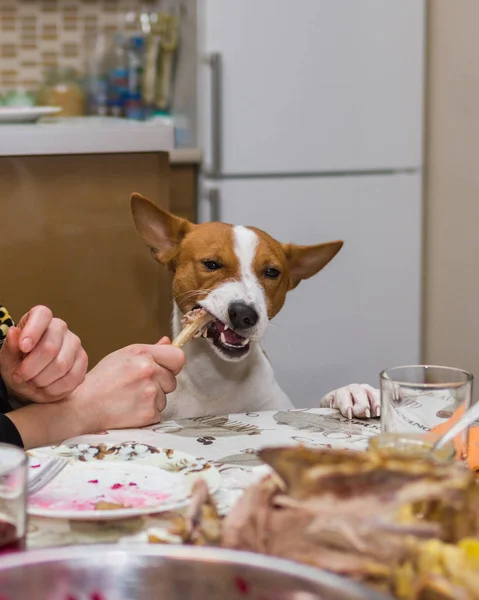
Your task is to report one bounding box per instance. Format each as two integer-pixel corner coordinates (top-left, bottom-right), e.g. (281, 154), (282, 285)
(149, 445), (479, 599)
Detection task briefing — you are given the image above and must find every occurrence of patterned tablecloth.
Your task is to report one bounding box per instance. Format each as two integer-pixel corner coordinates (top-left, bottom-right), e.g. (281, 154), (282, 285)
(27, 408), (381, 549)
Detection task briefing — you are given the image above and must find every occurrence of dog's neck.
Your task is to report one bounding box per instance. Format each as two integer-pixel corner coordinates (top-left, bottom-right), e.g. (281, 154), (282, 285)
(172, 303), (263, 400)
(164, 303), (292, 419)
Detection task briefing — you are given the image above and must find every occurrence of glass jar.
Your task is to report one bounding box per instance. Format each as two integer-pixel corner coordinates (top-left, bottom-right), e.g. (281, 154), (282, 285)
(37, 67), (85, 116)
(368, 432), (456, 464)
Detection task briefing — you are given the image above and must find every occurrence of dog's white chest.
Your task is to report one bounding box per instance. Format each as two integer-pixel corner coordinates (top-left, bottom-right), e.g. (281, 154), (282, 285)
(162, 343), (292, 421)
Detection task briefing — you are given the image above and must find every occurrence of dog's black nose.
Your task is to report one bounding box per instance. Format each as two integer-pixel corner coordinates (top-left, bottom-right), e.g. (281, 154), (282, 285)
(228, 302), (259, 329)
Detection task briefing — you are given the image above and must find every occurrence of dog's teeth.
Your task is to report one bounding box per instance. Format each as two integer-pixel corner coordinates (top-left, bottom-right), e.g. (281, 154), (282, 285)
(220, 332), (227, 344)
(224, 324), (229, 331)
(241, 338), (250, 346)
(202, 329), (208, 338)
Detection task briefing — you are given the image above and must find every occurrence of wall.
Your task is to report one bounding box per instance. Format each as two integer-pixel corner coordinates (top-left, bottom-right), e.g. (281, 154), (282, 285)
(0, 0), (148, 92)
(423, 0), (479, 377)
(0, 0), (197, 144)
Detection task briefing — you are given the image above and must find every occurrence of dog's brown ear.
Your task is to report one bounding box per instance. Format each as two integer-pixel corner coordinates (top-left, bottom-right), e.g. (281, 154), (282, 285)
(131, 193), (193, 266)
(284, 240), (343, 289)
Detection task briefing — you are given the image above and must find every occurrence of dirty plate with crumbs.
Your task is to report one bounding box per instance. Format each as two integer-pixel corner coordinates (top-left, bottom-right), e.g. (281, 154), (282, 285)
(27, 443), (220, 521)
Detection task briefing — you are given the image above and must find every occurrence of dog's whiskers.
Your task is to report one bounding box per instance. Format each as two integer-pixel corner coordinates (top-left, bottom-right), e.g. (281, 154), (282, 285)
(174, 288), (214, 302)
(171, 290), (217, 309)
(175, 289), (206, 299)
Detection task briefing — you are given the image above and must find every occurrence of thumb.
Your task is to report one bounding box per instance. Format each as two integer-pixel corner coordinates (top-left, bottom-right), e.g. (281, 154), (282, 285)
(157, 336), (171, 346)
(0, 327), (22, 369)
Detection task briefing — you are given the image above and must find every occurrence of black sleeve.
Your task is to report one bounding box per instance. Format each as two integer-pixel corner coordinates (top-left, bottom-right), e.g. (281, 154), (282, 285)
(0, 377), (24, 448)
(0, 414), (23, 448)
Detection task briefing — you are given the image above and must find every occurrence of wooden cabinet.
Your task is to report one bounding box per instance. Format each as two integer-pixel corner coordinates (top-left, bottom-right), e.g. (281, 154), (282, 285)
(0, 152), (173, 367)
(170, 163), (198, 223)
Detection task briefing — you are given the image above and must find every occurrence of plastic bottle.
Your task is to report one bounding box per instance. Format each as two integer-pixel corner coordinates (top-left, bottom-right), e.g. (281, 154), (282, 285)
(85, 34), (108, 116)
(107, 33), (128, 117)
(126, 36), (145, 120)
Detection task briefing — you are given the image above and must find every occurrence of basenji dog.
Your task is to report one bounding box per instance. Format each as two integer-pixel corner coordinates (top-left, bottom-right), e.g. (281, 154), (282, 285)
(131, 194), (381, 421)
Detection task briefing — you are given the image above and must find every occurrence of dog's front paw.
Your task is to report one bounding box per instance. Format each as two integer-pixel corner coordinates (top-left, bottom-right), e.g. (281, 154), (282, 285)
(319, 384), (380, 420)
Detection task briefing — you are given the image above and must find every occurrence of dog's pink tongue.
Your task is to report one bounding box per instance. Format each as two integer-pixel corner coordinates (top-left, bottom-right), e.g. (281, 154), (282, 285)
(223, 327), (246, 345)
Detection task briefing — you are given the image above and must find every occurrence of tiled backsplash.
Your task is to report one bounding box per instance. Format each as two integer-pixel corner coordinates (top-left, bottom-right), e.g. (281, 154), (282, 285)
(0, 0), (155, 91)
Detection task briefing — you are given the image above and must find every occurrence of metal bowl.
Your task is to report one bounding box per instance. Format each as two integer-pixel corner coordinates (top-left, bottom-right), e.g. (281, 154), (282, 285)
(0, 544), (392, 599)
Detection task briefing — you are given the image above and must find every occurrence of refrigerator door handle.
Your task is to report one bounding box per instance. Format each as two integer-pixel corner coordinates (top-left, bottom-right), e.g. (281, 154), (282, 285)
(204, 53), (223, 177)
(207, 187), (221, 222)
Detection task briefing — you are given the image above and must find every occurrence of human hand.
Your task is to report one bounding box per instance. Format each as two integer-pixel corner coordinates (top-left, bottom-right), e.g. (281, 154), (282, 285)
(69, 337), (185, 433)
(0, 305), (88, 403)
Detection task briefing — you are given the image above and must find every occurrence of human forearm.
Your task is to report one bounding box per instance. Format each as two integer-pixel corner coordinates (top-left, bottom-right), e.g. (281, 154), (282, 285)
(5, 398), (88, 450)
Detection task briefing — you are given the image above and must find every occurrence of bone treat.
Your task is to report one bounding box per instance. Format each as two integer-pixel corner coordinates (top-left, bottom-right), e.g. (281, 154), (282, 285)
(172, 308), (214, 348)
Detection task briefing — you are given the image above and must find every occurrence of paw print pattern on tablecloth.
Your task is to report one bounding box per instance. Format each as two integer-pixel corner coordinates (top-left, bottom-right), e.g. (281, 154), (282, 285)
(197, 436), (215, 446)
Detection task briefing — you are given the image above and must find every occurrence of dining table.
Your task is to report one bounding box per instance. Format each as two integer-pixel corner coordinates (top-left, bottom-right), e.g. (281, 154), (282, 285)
(26, 407), (381, 550)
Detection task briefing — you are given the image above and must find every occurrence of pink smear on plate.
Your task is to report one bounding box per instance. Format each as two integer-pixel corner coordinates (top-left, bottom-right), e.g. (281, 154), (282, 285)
(30, 464), (41, 469)
(28, 462), (183, 513)
(29, 488), (173, 512)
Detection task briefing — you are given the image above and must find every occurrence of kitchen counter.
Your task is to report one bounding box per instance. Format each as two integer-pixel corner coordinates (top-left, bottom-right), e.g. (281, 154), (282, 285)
(169, 147), (202, 165)
(0, 117), (201, 163)
(0, 119), (174, 157)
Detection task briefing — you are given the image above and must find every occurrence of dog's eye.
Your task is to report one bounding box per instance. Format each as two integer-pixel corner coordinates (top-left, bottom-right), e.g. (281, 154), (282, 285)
(264, 267), (281, 279)
(203, 260), (222, 271)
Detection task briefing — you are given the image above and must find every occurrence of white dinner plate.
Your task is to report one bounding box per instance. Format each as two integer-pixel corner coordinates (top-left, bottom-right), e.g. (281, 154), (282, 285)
(28, 443), (220, 520)
(0, 106), (61, 124)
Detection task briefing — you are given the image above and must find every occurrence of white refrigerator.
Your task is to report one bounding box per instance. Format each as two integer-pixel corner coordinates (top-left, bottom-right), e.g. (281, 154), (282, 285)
(196, 0), (425, 408)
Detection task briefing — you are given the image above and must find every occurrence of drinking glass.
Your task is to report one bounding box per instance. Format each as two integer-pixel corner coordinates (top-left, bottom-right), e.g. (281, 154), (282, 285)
(380, 365), (474, 460)
(0, 444), (27, 554)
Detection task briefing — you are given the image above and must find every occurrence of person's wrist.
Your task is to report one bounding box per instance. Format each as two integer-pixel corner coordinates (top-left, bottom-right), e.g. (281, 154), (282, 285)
(7, 398), (82, 449)
(65, 379), (102, 436)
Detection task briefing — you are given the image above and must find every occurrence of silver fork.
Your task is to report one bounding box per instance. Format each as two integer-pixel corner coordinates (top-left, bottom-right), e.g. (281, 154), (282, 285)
(28, 457), (69, 495)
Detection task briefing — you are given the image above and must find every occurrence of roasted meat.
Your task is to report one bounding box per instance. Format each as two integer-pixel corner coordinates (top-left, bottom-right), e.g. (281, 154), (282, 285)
(168, 479), (222, 546)
(221, 446), (479, 590)
(148, 444), (479, 598)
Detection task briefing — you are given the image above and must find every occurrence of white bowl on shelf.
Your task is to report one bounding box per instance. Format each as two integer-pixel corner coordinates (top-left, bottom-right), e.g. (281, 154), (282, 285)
(0, 106), (61, 124)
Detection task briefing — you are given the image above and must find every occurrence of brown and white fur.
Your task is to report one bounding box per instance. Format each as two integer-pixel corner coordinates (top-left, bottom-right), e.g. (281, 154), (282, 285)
(131, 194), (380, 421)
